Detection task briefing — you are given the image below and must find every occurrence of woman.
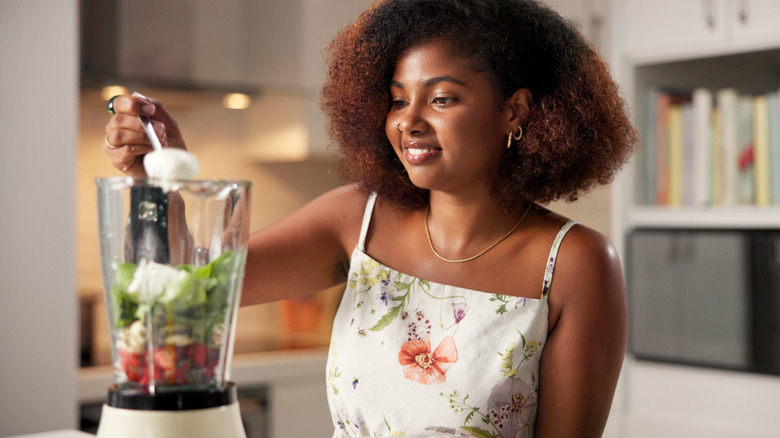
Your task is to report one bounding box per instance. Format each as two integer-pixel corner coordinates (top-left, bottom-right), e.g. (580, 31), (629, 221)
(104, 0), (636, 436)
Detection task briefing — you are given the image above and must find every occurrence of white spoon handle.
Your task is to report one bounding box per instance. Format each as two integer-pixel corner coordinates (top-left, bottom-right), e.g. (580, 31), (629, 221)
(138, 115), (163, 151)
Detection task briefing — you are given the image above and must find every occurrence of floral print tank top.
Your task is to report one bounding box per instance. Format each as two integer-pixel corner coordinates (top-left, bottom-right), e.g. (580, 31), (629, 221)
(327, 194), (576, 438)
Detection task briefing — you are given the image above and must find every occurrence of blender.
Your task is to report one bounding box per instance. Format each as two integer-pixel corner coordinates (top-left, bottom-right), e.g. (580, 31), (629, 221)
(95, 177), (251, 438)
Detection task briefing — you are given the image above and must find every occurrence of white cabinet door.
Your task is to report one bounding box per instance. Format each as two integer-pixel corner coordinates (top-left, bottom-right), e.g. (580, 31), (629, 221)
(622, 0), (727, 53)
(729, 0), (780, 42)
(268, 376), (332, 438)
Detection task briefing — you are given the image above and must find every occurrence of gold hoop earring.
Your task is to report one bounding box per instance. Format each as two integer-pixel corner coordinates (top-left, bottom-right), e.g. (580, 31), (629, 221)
(506, 132), (513, 149)
(513, 126), (523, 141)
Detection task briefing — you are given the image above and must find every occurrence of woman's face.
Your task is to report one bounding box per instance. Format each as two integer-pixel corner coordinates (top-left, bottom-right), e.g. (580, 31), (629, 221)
(385, 39), (522, 196)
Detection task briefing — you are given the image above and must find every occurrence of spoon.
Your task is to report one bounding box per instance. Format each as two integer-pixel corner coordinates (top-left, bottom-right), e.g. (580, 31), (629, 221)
(138, 115), (163, 151)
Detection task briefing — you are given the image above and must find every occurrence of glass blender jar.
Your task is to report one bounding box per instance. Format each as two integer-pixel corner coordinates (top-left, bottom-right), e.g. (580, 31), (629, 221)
(95, 177), (251, 438)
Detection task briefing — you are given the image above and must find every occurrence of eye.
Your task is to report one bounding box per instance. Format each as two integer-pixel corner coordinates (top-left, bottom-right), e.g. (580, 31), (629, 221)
(432, 96), (457, 106)
(390, 98), (408, 109)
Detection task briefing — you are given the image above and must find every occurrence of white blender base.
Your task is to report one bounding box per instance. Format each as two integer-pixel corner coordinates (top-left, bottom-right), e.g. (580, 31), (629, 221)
(97, 401), (246, 438)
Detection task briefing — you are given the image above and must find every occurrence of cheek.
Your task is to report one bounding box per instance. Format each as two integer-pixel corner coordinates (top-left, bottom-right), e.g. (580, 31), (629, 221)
(385, 120), (394, 141)
(385, 116), (402, 148)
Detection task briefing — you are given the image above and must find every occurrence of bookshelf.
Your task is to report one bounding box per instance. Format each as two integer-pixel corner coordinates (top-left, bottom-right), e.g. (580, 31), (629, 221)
(611, 1), (780, 436)
(619, 46), (780, 230)
(630, 48), (780, 217)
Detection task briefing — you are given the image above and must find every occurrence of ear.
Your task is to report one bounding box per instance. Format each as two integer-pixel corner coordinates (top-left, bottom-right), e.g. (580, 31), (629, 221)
(504, 88), (533, 130)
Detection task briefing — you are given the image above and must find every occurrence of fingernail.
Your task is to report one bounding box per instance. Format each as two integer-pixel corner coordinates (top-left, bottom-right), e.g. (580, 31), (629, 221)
(132, 91), (155, 115)
(153, 121), (165, 135)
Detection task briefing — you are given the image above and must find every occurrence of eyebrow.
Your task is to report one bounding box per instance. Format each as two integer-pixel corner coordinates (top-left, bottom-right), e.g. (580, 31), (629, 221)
(390, 75), (467, 89)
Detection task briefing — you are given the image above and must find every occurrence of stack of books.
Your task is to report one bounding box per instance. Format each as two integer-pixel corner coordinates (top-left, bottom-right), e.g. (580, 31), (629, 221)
(640, 87), (780, 207)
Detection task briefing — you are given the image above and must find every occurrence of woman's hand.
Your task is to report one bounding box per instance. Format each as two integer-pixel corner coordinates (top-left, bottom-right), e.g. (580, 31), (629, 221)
(104, 92), (187, 177)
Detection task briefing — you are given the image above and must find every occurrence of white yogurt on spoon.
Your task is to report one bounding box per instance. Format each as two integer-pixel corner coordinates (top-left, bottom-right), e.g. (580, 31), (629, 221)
(144, 148), (200, 181)
(138, 114), (200, 190)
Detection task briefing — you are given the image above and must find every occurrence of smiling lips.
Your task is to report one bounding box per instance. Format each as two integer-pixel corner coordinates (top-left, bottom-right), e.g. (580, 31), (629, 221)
(404, 142), (442, 164)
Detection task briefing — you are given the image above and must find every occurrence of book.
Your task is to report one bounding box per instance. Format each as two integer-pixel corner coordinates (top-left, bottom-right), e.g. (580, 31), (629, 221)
(668, 103), (684, 206)
(656, 92), (671, 205)
(692, 88), (713, 206)
(768, 91), (780, 205)
(683, 101), (695, 205)
(710, 110), (723, 205)
(642, 87), (659, 204)
(716, 88), (739, 206)
(753, 95), (770, 206)
(736, 95), (755, 205)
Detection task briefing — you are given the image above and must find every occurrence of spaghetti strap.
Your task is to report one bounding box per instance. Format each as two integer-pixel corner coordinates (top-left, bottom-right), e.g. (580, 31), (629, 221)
(541, 220), (576, 298)
(357, 193), (378, 252)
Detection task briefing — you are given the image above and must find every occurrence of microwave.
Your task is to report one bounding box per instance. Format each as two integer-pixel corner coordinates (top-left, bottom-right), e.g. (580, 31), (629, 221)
(627, 229), (780, 375)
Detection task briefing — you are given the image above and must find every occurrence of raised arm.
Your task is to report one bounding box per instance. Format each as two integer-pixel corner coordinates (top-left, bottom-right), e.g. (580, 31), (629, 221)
(534, 226), (627, 437)
(240, 185), (367, 306)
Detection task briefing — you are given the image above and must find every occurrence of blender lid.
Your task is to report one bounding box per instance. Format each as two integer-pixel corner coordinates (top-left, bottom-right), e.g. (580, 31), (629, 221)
(107, 382), (237, 411)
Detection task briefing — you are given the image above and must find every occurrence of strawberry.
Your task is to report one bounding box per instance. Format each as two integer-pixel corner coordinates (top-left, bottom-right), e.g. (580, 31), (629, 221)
(139, 366), (163, 386)
(119, 349), (146, 383)
(153, 347), (176, 371)
(188, 343), (207, 367)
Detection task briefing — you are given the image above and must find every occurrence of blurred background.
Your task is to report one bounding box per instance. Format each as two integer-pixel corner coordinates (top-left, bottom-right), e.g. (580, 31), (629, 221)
(2, 0), (779, 437)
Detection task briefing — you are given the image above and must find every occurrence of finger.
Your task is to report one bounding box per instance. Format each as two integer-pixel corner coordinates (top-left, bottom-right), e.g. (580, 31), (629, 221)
(103, 137), (154, 157)
(104, 142), (154, 177)
(107, 92), (185, 150)
(106, 127), (154, 150)
(131, 92), (184, 143)
(105, 95), (147, 116)
(109, 117), (170, 146)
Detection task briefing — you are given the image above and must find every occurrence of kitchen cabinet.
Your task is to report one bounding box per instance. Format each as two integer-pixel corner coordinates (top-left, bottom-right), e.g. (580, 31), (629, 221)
(621, 0), (727, 52)
(267, 375), (331, 437)
(729, 0), (780, 41)
(628, 230), (749, 369)
(620, 0), (780, 55)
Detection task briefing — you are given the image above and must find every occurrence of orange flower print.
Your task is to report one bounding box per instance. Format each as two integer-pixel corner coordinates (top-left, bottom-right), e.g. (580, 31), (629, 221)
(398, 336), (458, 385)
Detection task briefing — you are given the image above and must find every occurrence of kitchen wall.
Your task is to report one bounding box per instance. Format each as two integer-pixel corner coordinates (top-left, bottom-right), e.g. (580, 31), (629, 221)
(0, 0), (79, 435)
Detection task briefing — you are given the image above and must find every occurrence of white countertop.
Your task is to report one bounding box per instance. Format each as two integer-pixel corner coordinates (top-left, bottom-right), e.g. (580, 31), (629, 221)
(78, 348), (328, 403)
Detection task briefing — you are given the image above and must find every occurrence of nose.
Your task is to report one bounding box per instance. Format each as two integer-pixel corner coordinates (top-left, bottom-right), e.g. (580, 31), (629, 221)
(396, 102), (428, 135)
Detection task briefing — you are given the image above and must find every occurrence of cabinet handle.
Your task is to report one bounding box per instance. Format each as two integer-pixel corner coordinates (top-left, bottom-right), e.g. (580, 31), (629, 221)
(703, 0), (716, 29)
(738, 0), (749, 25)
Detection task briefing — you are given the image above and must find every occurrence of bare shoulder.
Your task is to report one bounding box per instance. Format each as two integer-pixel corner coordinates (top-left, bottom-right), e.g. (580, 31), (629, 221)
(557, 223), (621, 276)
(546, 219), (626, 326)
(309, 184), (370, 217)
(302, 184), (370, 242)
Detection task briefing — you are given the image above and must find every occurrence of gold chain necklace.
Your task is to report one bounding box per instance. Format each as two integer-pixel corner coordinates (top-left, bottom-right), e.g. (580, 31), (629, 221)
(424, 203), (532, 263)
